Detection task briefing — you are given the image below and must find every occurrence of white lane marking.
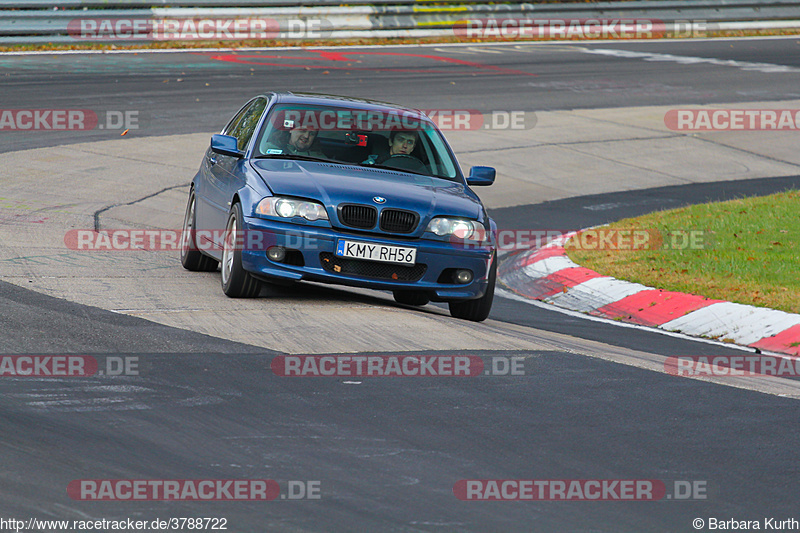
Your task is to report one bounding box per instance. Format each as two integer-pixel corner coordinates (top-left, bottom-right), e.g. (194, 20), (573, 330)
(582, 48), (800, 73)
(496, 289), (800, 399)
(544, 276), (649, 313)
(662, 302), (800, 346)
(433, 47), (477, 54)
(496, 287), (766, 354)
(466, 46), (504, 54)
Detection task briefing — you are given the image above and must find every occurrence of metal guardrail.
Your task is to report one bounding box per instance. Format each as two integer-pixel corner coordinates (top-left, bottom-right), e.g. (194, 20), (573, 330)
(1, 0), (799, 44)
(3, 0), (800, 8)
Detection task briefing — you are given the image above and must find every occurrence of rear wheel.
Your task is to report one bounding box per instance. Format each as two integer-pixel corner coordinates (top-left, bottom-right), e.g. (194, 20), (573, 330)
(221, 203), (262, 298)
(180, 189), (219, 272)
(448, 253), (496, 322)
(393, 290), (430, 306)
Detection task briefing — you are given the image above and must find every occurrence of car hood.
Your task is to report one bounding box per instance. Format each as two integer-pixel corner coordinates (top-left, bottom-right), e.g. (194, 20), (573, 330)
(252, 159), (483, 224)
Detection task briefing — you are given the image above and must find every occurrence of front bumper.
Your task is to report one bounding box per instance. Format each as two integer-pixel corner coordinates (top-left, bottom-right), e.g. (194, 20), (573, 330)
(239, 215), (494, 301)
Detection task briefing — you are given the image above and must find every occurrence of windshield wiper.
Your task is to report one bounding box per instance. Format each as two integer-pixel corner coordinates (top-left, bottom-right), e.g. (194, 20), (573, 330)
(360, 161), (431, 177)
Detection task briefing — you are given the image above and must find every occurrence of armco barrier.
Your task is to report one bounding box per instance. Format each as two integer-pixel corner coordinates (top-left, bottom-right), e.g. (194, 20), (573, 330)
(1, 0), (799, 44)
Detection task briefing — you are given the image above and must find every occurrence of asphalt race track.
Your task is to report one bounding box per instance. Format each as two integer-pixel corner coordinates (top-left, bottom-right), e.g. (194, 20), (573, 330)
(1, 38), (800, 532)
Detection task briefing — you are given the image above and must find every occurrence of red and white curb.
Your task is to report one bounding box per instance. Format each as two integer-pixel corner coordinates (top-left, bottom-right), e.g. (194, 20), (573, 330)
(498, 232), (800, 357)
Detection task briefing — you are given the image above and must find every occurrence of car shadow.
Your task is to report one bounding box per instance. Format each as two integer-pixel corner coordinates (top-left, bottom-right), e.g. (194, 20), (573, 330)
(255, 279), (451, 318)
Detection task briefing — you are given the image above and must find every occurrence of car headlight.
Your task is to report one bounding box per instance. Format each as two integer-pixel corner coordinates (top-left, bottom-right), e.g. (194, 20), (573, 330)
(426, 217), (486, 241)
(256, 197), (328, 221)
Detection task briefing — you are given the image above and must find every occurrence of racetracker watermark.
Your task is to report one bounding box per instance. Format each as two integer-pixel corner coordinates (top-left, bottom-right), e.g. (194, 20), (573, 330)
(666, 355), (800, 378)
(427, 110), (536, 131)
(68, 18), (333, 41)
(0, 109), (140, 131)
(66, 228), (284, 252)
(454, 479), (707, 501)
(63, 228), (711, 253)
(67, 480), (319, 501)
(563, 228), (711, 251)
(68, 480), (271, 501)
(271, 108), (536, 132)
(0, 355), (138, 377)
(271, 355), (524, 377)
(481, 228), (712, 252)
(665, 109), (800, 131)
(455, 18), (663, 40)
(453, 19), (709, 40)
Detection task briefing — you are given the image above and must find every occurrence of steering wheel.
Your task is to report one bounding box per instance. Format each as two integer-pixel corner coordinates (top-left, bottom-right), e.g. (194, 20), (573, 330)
(382, 154), (426, 172)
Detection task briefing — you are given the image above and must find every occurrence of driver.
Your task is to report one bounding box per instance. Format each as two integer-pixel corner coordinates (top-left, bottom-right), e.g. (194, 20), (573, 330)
(388, 130), (417, 157)
(363, 130), (421, 165)
(262, 124), (326, 159)
(286, 127), (325, 157)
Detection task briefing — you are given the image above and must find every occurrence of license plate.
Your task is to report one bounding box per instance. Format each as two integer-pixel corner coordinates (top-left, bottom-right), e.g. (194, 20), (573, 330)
(335, 239), (416, 265)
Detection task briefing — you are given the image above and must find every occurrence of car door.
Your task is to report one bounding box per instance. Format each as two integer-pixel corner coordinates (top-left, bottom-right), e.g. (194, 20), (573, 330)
(196, 101), (250, 235)
(201, 97), (268, 250)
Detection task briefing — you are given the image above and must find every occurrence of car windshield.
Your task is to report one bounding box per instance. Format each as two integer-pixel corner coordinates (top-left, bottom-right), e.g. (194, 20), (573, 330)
(252, 103), (460, 180)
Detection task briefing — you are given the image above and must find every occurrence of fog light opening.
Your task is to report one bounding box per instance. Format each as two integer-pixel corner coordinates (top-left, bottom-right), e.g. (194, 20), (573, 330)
(454, 269), (473, 284)
(267, 246), (287, 262)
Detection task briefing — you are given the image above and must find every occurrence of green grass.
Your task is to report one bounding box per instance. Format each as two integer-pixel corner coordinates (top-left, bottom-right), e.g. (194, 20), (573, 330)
(565, 190), (800, 314)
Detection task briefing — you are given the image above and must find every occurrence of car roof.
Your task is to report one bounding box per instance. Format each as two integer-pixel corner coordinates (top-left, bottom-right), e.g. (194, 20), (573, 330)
(266, 92), (426, 117)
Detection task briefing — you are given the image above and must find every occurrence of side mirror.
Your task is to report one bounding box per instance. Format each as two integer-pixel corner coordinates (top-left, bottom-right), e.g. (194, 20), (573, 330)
(210, 134), (243, 158)
(466, 166), (495, 186)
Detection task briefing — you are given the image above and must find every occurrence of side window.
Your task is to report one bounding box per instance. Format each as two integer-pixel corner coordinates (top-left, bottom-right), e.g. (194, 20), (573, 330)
(222, 102), (251, 137)
(229, 98), (268, 151)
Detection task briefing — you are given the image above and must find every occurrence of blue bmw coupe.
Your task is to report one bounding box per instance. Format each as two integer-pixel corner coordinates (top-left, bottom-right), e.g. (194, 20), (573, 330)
(181, 93), (497, 321)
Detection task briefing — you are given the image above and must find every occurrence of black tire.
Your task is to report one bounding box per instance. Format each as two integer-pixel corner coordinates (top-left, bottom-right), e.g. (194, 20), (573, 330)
(448, 253), (496, 322)
(393, 290), (430, 306)
(221, 203), (262, 298)
(180, 189), (219, 272)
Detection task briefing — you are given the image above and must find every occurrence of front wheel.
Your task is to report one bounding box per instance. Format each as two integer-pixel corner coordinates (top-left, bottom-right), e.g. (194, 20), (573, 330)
(448, 253), (496, 322)
(221, 203), (262, 298)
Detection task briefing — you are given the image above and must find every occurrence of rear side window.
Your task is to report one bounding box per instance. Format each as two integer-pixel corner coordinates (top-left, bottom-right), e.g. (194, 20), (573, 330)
(222, 102), (251, 137)
(228, 98), (268, 151)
